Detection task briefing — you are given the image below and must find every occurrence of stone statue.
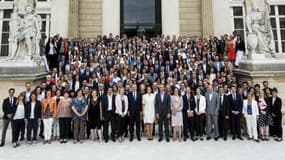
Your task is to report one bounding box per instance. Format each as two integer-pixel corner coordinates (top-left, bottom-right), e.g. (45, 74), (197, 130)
(7, 1), (42, 62)
(246, 0), (275, 58)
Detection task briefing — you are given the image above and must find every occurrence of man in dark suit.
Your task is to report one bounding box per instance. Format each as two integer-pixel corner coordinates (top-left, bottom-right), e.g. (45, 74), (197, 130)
(155, 85), (171, 142)
(201, 58), (210, 75)
(97, 83), (106, 99)
(127, 84), (142, 141)
(182, 87), (196, 141)
(213, 56), (224, 73)
(229, 86), (243, 140)
(0, 88), (17, 147)
(218, 87), (231, 140)
(101, 87), (116, 142)
(268, 88), (283, 141)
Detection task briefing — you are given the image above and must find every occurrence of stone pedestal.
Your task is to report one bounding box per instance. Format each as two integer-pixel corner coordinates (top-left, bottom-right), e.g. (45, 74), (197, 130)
(0, 59), (48, 118)
(235, 58), (285, 122)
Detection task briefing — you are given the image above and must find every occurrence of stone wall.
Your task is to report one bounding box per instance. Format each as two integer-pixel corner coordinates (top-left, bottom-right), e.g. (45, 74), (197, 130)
(78, 0), (103, 38)
(179, 0), (202, 37)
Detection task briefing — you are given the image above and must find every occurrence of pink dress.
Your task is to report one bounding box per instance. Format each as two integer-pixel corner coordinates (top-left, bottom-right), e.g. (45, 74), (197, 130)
(171, 96), (183, 127)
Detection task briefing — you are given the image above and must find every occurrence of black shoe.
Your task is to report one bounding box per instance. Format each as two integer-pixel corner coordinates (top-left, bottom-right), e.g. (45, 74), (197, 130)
(13, 143), (20, 148)
(158, 138), (163, 142)
(137, 137), (141, 141)
(0, 143), (4, 147)
(105, 139), (108, 143)
(238, 136), (244, 141)
(200, 138), (204, 141)
(254, 139), (260, 143)
(130, 137), (133, 142)
(224, 137), (227, 141)
(39, 135), (44, 139)
(112, 138), (116, 142)
(166, 138), (170, 142)
(232, 136), (236, 140)
(206, 137), (211, 140)
(183, 138), (187, 142)
(20, 137), (24, 141)
(214, 137), (219, 141)
(191, 138), (196, 142)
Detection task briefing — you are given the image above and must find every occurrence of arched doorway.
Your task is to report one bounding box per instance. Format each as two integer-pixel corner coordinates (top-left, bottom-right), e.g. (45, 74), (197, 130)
(120, 0), (162, 38)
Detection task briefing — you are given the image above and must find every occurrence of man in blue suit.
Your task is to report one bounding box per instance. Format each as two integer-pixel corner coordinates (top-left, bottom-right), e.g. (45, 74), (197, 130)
(229, 86), (244, 140)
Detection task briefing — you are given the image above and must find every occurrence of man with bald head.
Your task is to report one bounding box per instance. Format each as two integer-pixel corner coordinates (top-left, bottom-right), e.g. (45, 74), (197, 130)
(205, 84), (220, 141)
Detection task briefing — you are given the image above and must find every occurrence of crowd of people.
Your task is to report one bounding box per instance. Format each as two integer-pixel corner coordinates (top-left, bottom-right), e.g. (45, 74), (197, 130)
(0, 32), (283, 148)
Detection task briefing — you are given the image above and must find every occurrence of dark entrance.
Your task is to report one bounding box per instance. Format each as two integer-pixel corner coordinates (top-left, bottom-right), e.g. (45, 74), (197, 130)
(120, 0), (162, 38)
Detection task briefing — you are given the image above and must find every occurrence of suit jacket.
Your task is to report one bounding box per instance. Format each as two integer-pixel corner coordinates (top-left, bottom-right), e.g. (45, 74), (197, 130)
(155, 93), (171, 117)
(194, 95), (206, 113)
(242, 99), (259, 118)
(41, 98), (57, 118)
(268, 96), (282, 116)
(127, 92), (142, 115)
(205, 92), (220, 114)
(101, 94), (116, 118)
(115, 95), (128, 115)
(202, 63), (210, 75)
(2, 97), (17, 119)
(229, 93), (243, 113)
(213, 61), (224, 72)
(25, 101), (42, 119)
(182, 94), (195, 114)
(219, 94), (230, 116)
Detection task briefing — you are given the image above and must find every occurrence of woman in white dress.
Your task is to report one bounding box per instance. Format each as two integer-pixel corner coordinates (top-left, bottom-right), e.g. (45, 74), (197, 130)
(142, 87), (155, 140)
(171, 88), (183, 142)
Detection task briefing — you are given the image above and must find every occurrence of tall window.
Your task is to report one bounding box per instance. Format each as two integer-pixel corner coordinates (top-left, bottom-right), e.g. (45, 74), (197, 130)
(0, 9), (12, 56)
(38, 14), (50, 38)
(270, 5), (285, 53)
(231, 6), (245, 40)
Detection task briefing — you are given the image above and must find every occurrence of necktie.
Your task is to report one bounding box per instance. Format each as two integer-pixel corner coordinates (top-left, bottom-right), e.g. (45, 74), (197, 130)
(10, 97), (13, 105)
(133, 92), (136, 101)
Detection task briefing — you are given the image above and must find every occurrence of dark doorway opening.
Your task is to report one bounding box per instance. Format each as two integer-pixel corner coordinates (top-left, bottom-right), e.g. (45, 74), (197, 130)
(120, 0), (161, 39)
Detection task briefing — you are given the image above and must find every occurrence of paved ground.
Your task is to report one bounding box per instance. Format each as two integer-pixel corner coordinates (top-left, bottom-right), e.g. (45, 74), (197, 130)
(0, 129), (284, 160)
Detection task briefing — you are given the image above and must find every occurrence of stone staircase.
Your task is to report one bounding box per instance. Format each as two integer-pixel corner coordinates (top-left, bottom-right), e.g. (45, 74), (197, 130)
(78, 0), (103, 38)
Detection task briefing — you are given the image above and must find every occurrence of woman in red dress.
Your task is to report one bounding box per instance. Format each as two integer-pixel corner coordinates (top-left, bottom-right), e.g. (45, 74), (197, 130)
(227, 36), (236, 64)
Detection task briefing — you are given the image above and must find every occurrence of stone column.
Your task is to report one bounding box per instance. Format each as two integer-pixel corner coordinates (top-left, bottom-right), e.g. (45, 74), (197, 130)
(50, 0), (70, 37)
(201, 0), (214, 37)
(102, 0), (120, 36)
(68, 0), (79, 38)
(162, 0), (180, 36)
(212, 0), (231, 36)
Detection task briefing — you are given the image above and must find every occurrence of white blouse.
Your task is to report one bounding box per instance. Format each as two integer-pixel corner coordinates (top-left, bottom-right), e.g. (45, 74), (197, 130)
(14, 104), (25, 120)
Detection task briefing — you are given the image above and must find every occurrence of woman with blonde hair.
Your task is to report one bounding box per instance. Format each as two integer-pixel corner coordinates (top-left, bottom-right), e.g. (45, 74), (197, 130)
(115, 87), (128, 143)
(42, 90), (57, 144)
(243, 93), (260, 142)
(171, 88), (183, 142)
(12, 92), (26, 148)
